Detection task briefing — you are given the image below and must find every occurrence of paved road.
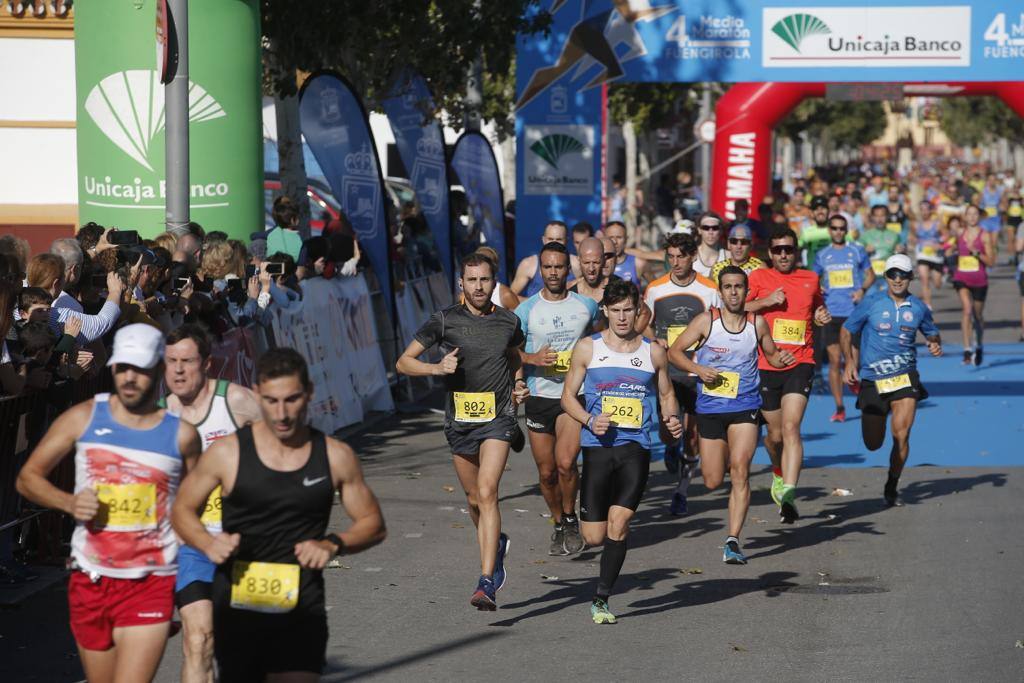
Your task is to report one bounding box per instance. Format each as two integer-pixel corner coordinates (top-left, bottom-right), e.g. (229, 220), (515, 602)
(3, 265), (1022, 682)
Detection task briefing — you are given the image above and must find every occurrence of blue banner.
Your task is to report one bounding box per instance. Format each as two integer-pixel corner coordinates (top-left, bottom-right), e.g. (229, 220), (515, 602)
(382, 70), (453, 283)
(299, 72), (393, 312)
(450, 132), (507, 283)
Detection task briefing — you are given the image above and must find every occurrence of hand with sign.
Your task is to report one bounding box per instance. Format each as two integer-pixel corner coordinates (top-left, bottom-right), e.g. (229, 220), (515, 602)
(435, 348), (460, 375)
(204, 532), (241, 565)
(589, 413), (612, 436)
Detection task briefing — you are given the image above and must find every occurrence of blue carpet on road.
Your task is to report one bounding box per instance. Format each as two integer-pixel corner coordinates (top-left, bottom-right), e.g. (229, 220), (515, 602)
(650, 343), (1024, 468)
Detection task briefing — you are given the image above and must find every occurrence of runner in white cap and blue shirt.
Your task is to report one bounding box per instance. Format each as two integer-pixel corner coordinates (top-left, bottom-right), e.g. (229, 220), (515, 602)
(840, 254), (942, 507)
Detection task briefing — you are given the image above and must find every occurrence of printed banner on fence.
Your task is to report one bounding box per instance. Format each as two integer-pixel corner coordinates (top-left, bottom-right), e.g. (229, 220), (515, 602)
(450, 132), (506, 282)
(382, 70), (453, 281)
(270, 275), (393, 433)
(299, 73), (393, 311)
(208, 326), (263, 387)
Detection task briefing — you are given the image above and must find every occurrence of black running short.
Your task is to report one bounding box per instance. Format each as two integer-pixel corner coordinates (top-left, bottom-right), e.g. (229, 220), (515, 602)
(918, 260), (944, 273)
(759, 363), (815, 411)
(524, 395), (582, 434)
(214, 611), (327, 682)
(671, 377), (698, 414)
(580, 442), (650, 522)
(953, 281), (988, 302)
(444, 414), (516, 456)
(857, 369), (928, 416)
(174, 579), (212, 609)
(822, 317), (847, 347)
(696, 409), (760, 441)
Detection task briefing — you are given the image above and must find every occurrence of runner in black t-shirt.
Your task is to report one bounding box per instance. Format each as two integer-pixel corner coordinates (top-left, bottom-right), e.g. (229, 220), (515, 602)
(397, 252), (529, 610)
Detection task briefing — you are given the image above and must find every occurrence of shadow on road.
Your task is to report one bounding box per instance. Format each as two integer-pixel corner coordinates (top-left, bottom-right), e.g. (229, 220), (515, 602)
(622, 571), (800, 618)
(322, 631), (509, 681)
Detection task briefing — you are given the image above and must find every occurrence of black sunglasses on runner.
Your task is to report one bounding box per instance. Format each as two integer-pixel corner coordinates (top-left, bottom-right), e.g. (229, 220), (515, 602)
(699, 224), (721, 231)
(769, 245), (796, 255)
(603, 252), (616, 259)
(885, 269), (912, 281)
(728, 238), (751, 245)
(828, 224), (848, 231)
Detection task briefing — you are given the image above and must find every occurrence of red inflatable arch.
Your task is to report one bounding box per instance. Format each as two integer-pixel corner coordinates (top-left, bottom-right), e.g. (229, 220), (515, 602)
(710, 82), (1024, 221)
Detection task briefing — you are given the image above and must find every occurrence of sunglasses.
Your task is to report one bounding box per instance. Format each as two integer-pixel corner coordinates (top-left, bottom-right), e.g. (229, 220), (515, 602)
(770, 245), (796, 255)
(728, 238), (751, 245)
(603, 252), (616, 259)
(885, 269), (912, 281)
(828, 225), (848, 231)
(699, 224), (721, 231)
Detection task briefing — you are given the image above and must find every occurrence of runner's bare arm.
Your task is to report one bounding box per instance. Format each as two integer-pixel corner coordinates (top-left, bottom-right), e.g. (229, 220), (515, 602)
(16, 401), (93, 517)
(312, 438), (386, 559)
(509, 255), (536, 296)
(172, 434), (240, 564)
(625, 247), (663, 261)
(396, 340), (455, 377)
(756, 315), (796, 368)
(499, 284), (521, 310)
(560, 336), (593, 428)
(635, 301), (653, 333)
(979, 234), (998, 267)
(178, 421), (203, 471)
(665, 312), (709, 375)
(652, 344), (682, 439)
(839, 326), (860, 385)
(226, 383), (262, 427)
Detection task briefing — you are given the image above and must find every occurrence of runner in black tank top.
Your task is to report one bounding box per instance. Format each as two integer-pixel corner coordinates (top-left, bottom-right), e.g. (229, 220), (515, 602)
(172, 349), (386, 682)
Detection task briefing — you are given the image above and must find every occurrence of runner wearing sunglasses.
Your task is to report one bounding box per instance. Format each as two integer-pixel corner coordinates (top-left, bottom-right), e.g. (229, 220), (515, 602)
(710, 225), (765, 284)
(840, 254), (941, 506)
(693, 212), (729, 278)
(746, 227), (831, 523)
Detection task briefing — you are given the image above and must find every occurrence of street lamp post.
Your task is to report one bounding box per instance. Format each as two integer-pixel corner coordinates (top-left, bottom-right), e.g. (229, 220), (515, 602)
(165, 0), (190, 233)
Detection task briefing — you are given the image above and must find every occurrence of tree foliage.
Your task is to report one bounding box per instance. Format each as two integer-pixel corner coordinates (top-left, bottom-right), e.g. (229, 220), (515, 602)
(938, 97), (1024, 147)
(607, 83), (701, 133)
(777, 100), (887, 149)
(261, 0), (550, 138)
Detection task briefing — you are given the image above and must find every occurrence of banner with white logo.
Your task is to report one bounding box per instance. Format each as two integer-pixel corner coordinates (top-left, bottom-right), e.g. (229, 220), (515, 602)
(382, 70), (454, 283)
(450, 132), (507, 282)
(524, 124), (595, 196)
(269, 275), (394, 433)
(299, 73), (394, 314)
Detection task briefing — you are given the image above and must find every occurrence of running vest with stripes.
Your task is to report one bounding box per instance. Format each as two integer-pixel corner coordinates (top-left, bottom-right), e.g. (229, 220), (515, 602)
(694, 309), (762, 414)
(581, 334), (657, 449)
(215, 425), (333, 615)
(613, 253), (640, 283)
(72, 394), (182, 579)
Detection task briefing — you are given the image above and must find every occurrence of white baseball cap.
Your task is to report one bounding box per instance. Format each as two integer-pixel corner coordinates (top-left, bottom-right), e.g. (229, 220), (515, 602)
(884, 254), (913, 274)
(107, 323), (165, 369)
(670, 219), (695, 235)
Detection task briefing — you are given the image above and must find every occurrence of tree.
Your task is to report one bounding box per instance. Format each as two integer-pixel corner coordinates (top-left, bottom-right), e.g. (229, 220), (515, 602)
(938, 97), (1024, 147)
(777, 100), (886, 150)
(607, 83), (700, 133)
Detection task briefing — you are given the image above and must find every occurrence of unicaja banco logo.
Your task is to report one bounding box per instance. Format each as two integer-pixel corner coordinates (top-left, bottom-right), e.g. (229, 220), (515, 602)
(530, 134), (584, 170)
(771, 13), (830, 53)
(85, 70), (226, 172)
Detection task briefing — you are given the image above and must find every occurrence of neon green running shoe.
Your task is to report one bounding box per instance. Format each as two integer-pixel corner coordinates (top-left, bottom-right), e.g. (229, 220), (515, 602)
(591, 598), (617, 624)
(780, 484), (799, 524)
(770, 474), (785, 507)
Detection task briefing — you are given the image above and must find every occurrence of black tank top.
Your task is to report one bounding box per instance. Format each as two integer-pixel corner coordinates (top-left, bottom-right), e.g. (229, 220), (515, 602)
(214, 425), (334, 616)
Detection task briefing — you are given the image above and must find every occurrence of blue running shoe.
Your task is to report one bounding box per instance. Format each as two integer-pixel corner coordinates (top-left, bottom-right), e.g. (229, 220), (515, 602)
(669, 492), (688, 516)
(723, 538), (747, 565)
(493, 533), (510, 592)
(470, 576), (497, 611)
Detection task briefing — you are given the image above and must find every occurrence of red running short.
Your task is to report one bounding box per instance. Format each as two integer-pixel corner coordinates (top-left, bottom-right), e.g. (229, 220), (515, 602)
(68, 572), (174, 650)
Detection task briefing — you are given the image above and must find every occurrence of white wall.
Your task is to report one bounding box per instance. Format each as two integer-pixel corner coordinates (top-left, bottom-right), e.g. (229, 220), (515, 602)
(0, 129), (78, 204)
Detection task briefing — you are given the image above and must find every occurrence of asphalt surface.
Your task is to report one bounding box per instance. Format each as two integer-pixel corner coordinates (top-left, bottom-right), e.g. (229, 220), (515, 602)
(2, 263), (1022, 682)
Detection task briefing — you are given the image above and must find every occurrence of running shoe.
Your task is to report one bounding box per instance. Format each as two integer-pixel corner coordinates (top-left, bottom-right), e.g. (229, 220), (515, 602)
(973, 347), (983, 366)
(549, 525), (568, 556)
(770, 473), (785, 507)
(780, 486), (799, 524)
(663, 441), (681, 474)
(590, 598), (617, 624)
(962, 350), (973, 365)
(830, 407), (846, 423)
(669, 492), (688, 516)
(494, 533), (510, 591)
(723, 538), (748, 565)
(884, 474), (900, 507)
(562, 518), (585, 554)
(510, 424), (526, 453)
(470, 576), (497, 611)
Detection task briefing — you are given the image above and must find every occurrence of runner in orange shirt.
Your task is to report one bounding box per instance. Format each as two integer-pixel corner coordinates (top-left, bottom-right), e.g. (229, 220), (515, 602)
(746, 227), (831, 523)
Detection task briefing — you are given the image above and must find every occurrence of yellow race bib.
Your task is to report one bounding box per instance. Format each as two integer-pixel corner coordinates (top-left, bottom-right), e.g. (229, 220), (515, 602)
(702, 371), (740, 399)
(957, 255), (980, 273)
(885, 222), (903, 234)
(921, 246), (937, 257)
(984, 206), (998, 217)
(828, 269), (854, 289)
(772, 318), (807, 346)
(230, 561), (300, 614)
(200, 486), (223, 527)
(1009, 204), (1022, 218)
(667, 324), (698, 351)
(601, 395), (643, 429)
(875, 373), (911, 394)
(543, 350), (573, 376)
(95, 483), (157, 531)
(453, 392), (496, 423)
(871, 259), (886, 275)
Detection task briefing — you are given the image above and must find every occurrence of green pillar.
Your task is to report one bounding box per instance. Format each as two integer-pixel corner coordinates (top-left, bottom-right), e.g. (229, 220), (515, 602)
(74, 0), (263, 241)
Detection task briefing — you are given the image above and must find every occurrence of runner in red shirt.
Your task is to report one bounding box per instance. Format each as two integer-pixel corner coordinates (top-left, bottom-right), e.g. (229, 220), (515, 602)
(746, 227), (831, 523)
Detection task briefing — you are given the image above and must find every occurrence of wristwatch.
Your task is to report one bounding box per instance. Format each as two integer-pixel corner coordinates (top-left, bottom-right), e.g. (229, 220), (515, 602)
(323, 533), (345, 556)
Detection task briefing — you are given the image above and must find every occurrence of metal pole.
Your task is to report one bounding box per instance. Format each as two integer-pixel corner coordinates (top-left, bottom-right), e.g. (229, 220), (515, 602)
(165, 0), (190, 233)
(699, 84), (711, 210)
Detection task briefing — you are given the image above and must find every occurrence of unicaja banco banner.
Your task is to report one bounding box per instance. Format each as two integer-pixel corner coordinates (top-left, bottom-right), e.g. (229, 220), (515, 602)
(74, 0), (262, 240)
